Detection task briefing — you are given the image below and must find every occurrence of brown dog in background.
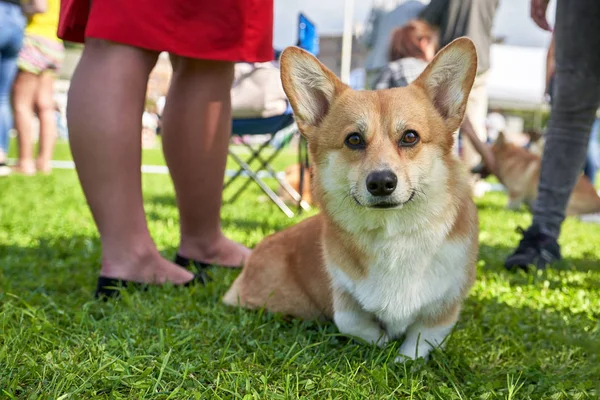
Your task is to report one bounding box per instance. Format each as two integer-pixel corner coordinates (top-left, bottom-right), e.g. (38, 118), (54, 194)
(492, 132), (600, 215)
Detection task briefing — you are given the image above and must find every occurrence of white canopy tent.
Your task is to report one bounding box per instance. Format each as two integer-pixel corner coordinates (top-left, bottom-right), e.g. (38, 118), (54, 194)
(340, 0), (355, 84)
(487, 44), (548, 111)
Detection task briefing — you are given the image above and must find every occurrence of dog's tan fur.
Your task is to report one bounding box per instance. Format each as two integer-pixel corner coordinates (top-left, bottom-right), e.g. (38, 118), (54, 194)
(224, 214), (331, 319)
(224, 38), (480, 360)
(492, 132), (600, 215)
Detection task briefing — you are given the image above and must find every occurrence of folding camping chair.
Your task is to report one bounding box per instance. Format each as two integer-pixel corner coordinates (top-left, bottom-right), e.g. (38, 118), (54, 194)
(224, 105), (310, 218)
(223, 13), (319, 218)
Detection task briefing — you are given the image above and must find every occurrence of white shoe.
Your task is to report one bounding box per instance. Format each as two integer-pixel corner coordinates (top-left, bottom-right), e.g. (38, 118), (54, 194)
(0, 164), (11, 176)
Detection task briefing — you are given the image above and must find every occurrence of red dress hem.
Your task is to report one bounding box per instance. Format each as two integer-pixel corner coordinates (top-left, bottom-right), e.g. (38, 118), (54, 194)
(58, 0), (274, 63)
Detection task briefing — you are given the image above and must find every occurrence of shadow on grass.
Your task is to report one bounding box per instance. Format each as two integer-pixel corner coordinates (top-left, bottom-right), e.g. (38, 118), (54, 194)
(1, 231), (598, 397)
(479, 242), (600, 287)
(2, 228), (598, 296)
(0, 234), (102, 298)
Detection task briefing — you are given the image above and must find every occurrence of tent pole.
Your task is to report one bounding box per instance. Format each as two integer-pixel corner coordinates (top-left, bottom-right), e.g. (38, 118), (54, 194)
(340, 0), (354, 83)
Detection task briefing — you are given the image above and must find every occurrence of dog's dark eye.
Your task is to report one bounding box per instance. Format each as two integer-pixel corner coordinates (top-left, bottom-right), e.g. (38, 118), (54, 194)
(345, 133), (366, 149)
(399, 130), (419, 147)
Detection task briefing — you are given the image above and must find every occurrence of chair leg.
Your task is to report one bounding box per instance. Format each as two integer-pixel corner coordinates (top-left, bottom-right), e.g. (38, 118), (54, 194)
(227, 136), (293, 206)
(223, 138), (272, 190)
(225, 126), (309, 218)
(256, 132), (311, 214)
(245, 140), (310, 212)
(227, 150), (295, 218)
(227, 138), (278, 203)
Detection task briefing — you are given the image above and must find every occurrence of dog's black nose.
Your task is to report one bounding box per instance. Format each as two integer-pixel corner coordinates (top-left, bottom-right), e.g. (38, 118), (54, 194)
(366, 170), (397, 196)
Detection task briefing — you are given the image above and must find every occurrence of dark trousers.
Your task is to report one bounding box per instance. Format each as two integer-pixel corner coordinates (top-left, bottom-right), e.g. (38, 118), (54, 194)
(533, 0), (600, 237)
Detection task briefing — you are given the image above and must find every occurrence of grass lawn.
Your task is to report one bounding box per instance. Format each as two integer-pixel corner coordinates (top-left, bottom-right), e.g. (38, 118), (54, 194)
(16, 140), (300, 172)
(1, 140), (599, 399)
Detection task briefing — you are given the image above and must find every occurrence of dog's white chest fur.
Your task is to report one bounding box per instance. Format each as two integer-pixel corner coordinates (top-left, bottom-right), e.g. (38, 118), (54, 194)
(327, 230), (470, 337)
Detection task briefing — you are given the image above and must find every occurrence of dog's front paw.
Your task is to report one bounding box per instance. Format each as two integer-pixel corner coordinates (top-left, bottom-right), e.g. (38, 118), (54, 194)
(334, 311), (389, 347)
(369, 330), (390, 348)
(345, 323), (390, 347)
(395, 323), (454, 362)
(394, 354), (414, 363)
(394, 346), (430, 363)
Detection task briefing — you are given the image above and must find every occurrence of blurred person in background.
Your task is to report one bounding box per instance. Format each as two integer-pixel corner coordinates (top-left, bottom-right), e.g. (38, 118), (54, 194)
(505, 0), (600, 270)
(372, 20), (437, 90)
(11, 0), (64, 175)
(362, 0), (427, 89)
(373, 20), (497, 176)
(420, 0), (499, 172)
(0, 0), (26, 176)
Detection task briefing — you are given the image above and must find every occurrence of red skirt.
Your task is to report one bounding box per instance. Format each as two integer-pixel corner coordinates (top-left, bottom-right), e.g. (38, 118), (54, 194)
(57, 0), (274, 62)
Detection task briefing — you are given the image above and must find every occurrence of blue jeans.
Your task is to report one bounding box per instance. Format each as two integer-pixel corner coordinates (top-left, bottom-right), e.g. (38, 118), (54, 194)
(0, 2), (25, 155)
(583, 118), (600, 185)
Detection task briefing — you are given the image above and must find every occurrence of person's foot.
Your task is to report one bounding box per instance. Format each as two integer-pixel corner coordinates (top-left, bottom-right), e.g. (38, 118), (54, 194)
(36, 159), (52, 174)
(12, 160), (36, 176)
(100, 243), (195, 284)
(178, 233), (250, 268)
(504, 225), (562, 271)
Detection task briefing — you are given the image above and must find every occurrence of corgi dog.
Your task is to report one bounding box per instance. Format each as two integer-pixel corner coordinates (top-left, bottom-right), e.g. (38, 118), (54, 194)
(492, 132), (600, 215)
(223, 38), (479, 361)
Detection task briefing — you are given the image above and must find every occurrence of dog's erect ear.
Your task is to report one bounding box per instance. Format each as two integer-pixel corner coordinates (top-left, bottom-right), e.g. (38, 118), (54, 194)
(413, 37), (478, 132)
(280, 47), (348, 134)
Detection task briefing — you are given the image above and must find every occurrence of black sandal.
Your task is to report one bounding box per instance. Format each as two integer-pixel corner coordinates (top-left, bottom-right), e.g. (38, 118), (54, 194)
(174, 253), (243, 271)
(95, 273), (208, 299)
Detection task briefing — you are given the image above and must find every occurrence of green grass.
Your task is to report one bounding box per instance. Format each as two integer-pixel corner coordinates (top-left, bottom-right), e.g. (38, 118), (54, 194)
(1, 140), (599, 399)
(7, 139), (299, 172)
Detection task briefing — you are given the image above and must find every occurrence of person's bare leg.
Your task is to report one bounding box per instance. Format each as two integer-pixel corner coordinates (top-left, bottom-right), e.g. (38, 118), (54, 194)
(68, 39), (193, 283)
(35, 71), (58, 173)
(162, 57), (250, 267)
(11, 70), (38, 175)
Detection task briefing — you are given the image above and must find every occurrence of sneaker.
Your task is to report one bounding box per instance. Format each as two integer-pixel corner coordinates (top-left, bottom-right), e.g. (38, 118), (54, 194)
(504, 225), (562, 271)
(0, 163), (11, 176)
